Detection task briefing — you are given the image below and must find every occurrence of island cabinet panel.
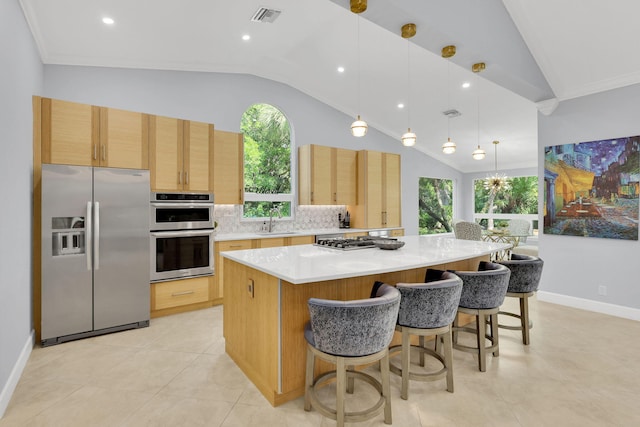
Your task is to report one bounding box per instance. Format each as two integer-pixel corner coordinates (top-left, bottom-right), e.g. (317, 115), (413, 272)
(213, 130), (244, 204)
(42, 98), (150, 169)
(298, 144), (357, 205)
(223, 260), (279, 401)
(350, 150), (401, 229)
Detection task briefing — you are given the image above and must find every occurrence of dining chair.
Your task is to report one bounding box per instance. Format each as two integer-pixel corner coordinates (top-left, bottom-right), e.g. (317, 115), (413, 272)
(454, 221), (483, 241)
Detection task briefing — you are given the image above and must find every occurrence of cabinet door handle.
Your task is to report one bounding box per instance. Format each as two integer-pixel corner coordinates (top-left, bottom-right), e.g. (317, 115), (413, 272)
(334, 192), (337, 202)
(310, 191), (314, 202)
(178, 171), (182, 185)
(101, 145), (106, 161)
(93, 144), (97, 160)
(172, 290), (195, 297)
(229, 244), (244, 248)
(185, 171), (189, 185)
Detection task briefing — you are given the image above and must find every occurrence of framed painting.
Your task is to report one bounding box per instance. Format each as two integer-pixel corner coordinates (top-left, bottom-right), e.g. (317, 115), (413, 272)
(543, 136), (639, 240)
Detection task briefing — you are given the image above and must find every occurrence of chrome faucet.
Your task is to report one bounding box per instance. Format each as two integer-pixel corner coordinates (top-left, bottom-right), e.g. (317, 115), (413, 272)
(268, 206), (282, 232)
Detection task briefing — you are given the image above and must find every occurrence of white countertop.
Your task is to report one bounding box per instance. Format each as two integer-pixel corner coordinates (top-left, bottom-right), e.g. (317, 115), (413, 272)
(220, 235), (511, 284)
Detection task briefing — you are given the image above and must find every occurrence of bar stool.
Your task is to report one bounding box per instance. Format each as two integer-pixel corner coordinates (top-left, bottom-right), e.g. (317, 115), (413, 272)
(304, 282), (401, 427)
(451, 261), (510, 372)
(389, 269), (463, 399)
(497, 254), (544, 345)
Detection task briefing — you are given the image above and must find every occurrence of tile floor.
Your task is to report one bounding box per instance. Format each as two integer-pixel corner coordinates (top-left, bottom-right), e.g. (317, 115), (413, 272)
(2, 297), (640, 426)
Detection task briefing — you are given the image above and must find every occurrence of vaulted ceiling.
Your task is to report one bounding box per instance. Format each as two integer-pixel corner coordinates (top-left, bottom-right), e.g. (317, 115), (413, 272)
(19, 0), (640, 172)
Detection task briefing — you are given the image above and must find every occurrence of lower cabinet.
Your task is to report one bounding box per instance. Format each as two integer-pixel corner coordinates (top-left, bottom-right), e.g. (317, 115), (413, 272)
(151, 276), (210, 317)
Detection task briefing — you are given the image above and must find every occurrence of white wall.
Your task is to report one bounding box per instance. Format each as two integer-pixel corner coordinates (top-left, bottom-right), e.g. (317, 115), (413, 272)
(0, 0), (43, 417)
(537, 83), (640, 316)
(42, 65), (463, 235)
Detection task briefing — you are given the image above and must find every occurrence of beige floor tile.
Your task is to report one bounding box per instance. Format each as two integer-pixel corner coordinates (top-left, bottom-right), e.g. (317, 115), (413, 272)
(3, 300), (640, 427)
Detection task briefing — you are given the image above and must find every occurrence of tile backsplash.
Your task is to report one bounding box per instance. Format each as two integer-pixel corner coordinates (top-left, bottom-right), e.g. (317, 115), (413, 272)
(214, 205), (348, 234)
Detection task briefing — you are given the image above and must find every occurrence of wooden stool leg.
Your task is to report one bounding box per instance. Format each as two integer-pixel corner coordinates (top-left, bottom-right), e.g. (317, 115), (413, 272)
(304, 345), (314, 411)
(401, 328), (411, 400)
(477, 314), (486, 372)
(419, 335), (426, 367)
(490, 313), (500, 357)
(521, 295), (531, 345)
(443, 329), (454, 393)
(346, 365), (355, 394)
(381, 351), (392, 425)
(336, 357), (346, 427)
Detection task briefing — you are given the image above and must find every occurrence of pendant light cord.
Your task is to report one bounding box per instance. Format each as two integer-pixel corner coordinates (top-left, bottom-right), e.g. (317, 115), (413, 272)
(407, 38), (410, 130)
(357, 15), (361, 116)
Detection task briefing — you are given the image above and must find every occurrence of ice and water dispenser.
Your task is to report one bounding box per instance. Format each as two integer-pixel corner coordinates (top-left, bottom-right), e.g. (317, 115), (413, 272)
(51, 216), (85, 256)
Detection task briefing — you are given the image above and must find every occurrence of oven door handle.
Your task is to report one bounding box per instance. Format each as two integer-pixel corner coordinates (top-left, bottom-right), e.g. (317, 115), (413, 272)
(151, 229), (215, 238)
(150, 202), (214, 208)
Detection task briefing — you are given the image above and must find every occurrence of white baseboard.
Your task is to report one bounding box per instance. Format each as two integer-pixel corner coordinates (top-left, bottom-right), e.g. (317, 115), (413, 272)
(537, 291), (640, 321)
(0, 330), (34, 419)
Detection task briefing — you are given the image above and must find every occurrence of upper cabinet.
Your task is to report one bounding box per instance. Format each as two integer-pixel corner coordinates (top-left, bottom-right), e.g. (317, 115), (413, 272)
(149, 116), (213, 192)
(298, 144), (356, 205)
(41, 98), (149, 169)
(350, 150), (401, 229)
(212, 130), (244, 204)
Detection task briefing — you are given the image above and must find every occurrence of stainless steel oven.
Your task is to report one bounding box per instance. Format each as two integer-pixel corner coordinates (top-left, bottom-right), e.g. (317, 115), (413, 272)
(150, 192), (215, 282)
(150, 229), (215, 282)
(150, 192), (214, 231)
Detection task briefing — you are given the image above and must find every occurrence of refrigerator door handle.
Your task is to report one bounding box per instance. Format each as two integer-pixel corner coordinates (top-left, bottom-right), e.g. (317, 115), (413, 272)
(95, 201), (100, 270)
(86, 201), (93, 271)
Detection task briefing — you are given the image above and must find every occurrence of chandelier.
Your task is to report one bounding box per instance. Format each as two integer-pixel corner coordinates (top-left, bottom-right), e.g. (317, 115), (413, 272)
(484, 140), (510, 192)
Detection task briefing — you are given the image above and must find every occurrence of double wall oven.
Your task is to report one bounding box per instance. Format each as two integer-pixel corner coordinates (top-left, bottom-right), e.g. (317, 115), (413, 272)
(150, 192), (215, 282)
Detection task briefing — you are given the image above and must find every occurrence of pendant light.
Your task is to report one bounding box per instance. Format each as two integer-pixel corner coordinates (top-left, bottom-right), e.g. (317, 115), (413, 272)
(441, 45), (456, 154)
(400, 23), (417, 147)
(350, 11), (367, 137)
(484, 140), (510, 192)
(471, 62), (486, 160)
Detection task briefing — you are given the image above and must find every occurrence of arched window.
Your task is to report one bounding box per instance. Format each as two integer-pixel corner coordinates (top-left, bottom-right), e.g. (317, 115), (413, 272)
(241, 103), (293, 219)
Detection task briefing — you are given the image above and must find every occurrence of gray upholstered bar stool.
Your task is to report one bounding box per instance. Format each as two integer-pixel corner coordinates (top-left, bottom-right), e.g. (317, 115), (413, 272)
(497, 254), (544, 345)
(304, 282), (401, 427)
(389, 269), (463, 400)
(451, 261), (510, 372)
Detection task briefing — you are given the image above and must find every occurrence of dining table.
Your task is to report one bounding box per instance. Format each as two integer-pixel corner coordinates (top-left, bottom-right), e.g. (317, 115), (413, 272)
(481, 228), (530, 260)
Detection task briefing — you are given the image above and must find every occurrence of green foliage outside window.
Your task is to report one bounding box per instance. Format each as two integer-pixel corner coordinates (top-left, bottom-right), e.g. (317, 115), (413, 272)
(241, 104), (292, 218)
(418, 178), (453, 234)
(474, 176), (538, 228)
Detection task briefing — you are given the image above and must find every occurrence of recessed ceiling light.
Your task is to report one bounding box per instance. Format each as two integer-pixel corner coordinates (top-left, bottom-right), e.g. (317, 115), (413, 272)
(397, 103), (405, 109)
(242, 34), (251, 41)
(462, 82), (471, 88)
(102, 17), (114, 25)
(337, 66), (345, 73)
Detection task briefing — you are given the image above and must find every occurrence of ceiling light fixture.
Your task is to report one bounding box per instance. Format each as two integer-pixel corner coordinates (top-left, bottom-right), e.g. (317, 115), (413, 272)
(485, 141), (509, 191)
(102, 17), (114, 25)
(471, 62), (486, 160)
(441, 45), (456, 154)
(350, 0), (367, 13)
(242, 34), (251, 41)
(400, 23), (417, 147)
(350, 11), (367, 137)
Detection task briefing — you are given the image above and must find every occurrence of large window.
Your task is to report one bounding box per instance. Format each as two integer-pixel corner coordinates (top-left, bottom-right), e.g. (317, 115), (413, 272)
(418, 177), (453, 234)
(241, 104), (293, 219)
(474, 176), (538, 230)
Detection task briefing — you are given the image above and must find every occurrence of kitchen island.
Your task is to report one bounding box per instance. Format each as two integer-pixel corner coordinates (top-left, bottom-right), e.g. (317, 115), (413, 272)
(221, 235), (510, 406)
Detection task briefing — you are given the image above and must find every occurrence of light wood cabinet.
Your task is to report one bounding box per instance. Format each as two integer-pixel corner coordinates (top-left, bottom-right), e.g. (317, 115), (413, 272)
(41, 98), (149, 169)
(214, 240), (253, 300)
(213, 130), (244, 204)
(390, 228), (405, 237)
(350, 150), (402, 229)
(149, 116), (213, 192)
(151, 277), (210, 311)
(298, 144), (357, 205)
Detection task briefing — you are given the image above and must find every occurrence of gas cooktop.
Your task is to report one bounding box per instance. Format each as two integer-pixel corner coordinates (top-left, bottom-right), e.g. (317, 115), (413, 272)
(314, 236), (397, 251)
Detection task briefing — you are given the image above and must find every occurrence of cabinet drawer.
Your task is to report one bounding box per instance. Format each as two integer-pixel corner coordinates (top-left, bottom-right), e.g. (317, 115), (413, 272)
(390, 229), (404, 237)
(152, 277), (209, 310)
(217, 240), (253, 251)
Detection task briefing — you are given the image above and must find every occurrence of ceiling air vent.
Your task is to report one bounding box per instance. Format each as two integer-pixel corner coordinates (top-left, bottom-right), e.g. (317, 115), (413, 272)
(250, 7), (282, 23)
(443, 109), (462, 118)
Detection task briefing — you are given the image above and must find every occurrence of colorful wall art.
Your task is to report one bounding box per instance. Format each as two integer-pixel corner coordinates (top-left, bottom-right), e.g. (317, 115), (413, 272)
(543, 136), (639, 240)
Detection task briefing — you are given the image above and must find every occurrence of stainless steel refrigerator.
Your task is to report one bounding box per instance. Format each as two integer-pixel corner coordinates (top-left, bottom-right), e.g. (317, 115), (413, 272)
(41, 164), (150, 346)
